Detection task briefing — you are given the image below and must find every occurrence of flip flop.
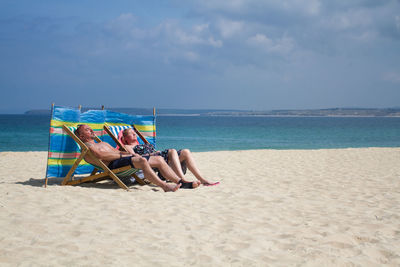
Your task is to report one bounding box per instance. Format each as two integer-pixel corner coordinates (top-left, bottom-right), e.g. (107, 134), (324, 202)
(204, 182), (220, 186)
(178, 180), (196, 189)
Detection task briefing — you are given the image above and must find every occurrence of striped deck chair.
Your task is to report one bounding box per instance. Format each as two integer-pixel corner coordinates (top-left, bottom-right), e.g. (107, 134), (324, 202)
(61, 126), (141, 190)
(104, 124), (153, 151)
(46, 105), (155, 189)
(103, 123), (157, 184)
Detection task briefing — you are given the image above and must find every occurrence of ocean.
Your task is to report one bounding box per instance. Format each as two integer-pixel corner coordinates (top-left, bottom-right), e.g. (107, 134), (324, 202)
(1, 114), (400, 152)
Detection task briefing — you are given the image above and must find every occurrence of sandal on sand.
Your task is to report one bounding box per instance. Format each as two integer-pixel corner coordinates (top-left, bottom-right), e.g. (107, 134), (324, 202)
(178, 180), (196, 189)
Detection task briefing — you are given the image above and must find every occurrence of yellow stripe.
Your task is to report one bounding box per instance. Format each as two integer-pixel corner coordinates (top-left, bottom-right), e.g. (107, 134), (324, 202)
(136, 125), (155, 132)
(50, 120), (104, 130)
(47, 158), (91, 165)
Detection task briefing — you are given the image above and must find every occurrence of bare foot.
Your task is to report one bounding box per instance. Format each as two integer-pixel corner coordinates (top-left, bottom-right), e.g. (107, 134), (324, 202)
(163, 182), (181, 192)
(194, 181), (201, 188)
(197, 178), (214, 185)
(191, 180), (201, 188)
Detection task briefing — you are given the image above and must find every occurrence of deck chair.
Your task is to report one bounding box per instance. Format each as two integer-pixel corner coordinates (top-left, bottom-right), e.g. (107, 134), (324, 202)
(61, 126), (142, 190)
(104, 124), (157, 183)
(104, 124), (152, 152)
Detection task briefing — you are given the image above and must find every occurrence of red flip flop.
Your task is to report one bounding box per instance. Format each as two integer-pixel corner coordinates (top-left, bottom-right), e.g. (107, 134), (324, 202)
(204, 182), (220, 186)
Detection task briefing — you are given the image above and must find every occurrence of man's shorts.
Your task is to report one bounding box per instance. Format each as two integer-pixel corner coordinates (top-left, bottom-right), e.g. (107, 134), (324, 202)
(108, 155), (150, 170)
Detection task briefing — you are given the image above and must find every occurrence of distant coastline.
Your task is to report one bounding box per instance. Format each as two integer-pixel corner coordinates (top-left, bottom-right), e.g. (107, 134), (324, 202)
(23, 107), (400, 117)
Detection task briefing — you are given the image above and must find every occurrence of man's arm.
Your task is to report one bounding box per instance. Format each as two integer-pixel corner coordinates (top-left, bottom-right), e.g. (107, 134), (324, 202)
(88, 143), (133, 161)
(126, 144), (157, 157)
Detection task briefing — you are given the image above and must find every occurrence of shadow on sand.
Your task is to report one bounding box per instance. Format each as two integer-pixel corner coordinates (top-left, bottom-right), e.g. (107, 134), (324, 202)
(15, 177), (146, 190)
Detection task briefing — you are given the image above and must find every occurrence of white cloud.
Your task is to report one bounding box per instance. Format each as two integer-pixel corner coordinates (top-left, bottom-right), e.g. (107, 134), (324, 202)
(162, 21), (222, 47)
(174, 28), (204, 45)
(105, 13), (136, 31)
(383, 71), (400, 83)
(248, 33), (272, 46)
(193, 23), (209, 33)
(103, 13), (149, 40)
(321, 9), (372, 31)
(193, 0), (321, 16)
(247, 33), (294, 54)
(208, 37), (223, 47)
(351, 30), (377, 42)
(195, 0), (247, 12)
(183, 51), (200, 61)
(280, 0), (321, 15)
(217, 19), (244, 38)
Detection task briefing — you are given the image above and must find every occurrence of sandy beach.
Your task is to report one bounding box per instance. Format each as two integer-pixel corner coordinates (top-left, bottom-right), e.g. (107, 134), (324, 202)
(0, 148), (399, 266)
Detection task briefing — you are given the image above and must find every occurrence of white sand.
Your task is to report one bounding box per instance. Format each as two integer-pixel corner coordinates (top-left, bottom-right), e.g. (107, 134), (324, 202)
(0, 148), (400, 266)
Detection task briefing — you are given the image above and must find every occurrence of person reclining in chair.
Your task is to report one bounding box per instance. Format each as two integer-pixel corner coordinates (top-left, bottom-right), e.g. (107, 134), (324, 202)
(74, 124), (186, 192)
(121, 128), (219, 186)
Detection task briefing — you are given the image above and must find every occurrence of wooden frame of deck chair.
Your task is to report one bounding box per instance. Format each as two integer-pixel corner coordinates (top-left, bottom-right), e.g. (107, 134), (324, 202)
(61, 125), (141, 190)
(103, 124), (149, 185)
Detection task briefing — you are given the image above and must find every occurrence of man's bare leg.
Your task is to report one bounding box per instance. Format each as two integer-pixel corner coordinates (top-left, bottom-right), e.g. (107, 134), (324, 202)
(131, 157), (180, 192)
(179, 149), (216, 185)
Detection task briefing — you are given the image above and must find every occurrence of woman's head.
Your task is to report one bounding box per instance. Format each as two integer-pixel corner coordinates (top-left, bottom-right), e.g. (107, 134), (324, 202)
(121, 128), (138, 145)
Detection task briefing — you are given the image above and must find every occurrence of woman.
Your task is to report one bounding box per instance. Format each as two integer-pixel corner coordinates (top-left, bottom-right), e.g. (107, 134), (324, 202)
(121, 128), (219, 186)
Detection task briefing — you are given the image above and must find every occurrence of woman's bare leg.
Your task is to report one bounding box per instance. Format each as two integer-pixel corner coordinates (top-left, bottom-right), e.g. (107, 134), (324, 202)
(167, 149), (186, 179)
(167, 149), (201, 187)
(179, 149), (215, 185)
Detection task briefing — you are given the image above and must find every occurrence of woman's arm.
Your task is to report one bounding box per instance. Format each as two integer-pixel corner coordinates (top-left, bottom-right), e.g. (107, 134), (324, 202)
(124, 144), (139, 156)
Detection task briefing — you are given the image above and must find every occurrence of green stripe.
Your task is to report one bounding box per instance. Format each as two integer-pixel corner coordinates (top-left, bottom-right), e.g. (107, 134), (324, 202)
(50, 132), (103, 136)
(91, 164), (139, 177)
(48, 157), (84, 160)
(117, 168), (140, 177)
(49, 150), (79, 154)
(47, 164), (92, 166)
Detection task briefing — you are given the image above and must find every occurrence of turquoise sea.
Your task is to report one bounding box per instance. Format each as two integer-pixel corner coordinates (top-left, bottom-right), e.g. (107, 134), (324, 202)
(1, 114), (400, 152)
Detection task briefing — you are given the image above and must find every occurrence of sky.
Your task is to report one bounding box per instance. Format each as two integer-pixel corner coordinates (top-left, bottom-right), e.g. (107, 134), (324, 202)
(0, 0), (400, 113)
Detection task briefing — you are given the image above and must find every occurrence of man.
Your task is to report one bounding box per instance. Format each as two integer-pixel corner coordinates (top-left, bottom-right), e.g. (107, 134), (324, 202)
(121, 128), (219, 186)
(74, 124), (181, 192)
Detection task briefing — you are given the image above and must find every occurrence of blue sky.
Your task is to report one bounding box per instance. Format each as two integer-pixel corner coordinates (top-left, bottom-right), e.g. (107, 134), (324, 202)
(1, 0), (400, 113)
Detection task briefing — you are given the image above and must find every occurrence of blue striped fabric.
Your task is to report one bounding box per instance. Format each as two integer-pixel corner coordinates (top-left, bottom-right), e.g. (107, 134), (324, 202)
(107, 125), (151, 145)
(109, 125), (133, 139)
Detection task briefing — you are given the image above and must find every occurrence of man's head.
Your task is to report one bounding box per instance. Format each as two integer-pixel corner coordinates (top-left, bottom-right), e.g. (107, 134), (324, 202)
(74, 124), (95, 142)
(121, 128), (138, 145)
